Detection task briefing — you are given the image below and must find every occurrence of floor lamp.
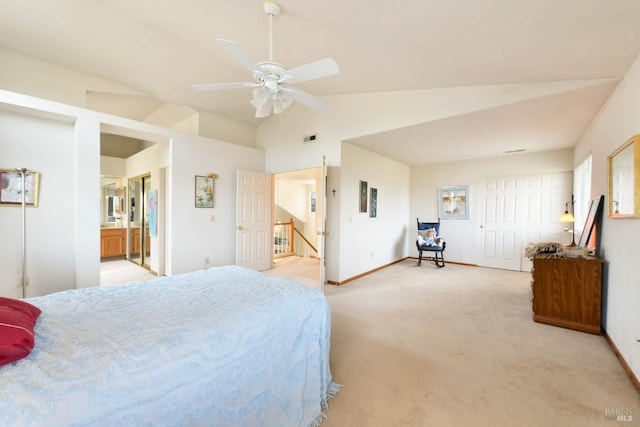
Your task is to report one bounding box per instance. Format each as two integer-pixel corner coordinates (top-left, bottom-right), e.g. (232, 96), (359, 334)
(560, 194), (576, 247)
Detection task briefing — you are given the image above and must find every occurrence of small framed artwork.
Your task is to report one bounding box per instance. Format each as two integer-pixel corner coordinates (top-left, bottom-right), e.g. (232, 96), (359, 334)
(148, 190), (158, 237)
(438, 185), (469, 219)
(310, 191), (317, 213)
(370, 187), (377, 218)
(0, 169), (41, 207)
(195, 175), (214, 208)
(359, 180), (368, 213)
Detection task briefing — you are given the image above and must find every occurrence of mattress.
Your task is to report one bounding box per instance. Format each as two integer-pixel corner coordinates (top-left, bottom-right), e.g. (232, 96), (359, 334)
(0, 265), (339, 426)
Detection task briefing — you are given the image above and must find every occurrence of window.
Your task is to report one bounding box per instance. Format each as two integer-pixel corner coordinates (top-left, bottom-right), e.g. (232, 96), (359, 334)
(573, 154), (592, 233)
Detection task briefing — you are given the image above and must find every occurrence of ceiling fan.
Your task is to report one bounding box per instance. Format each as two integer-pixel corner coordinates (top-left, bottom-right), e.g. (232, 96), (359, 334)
(193, 1), (339, 118)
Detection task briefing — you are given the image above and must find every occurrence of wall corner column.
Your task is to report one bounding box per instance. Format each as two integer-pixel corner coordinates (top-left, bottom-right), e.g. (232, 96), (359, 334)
(74, 114), (101, 288)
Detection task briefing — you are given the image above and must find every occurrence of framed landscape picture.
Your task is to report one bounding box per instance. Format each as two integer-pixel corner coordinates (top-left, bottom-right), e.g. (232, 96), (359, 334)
(438, 185), (469, 219)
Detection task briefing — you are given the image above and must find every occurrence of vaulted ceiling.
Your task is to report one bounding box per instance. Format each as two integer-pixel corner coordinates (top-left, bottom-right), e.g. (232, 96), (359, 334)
(2, 0), (640, 164)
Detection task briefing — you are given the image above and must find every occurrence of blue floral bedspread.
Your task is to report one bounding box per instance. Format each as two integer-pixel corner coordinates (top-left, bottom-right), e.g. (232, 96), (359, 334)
(0, 265), (339, 426)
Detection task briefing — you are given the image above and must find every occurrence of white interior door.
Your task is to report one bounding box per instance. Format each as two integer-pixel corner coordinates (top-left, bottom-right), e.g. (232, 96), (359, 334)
(520, 172), (572, 271)
(478, 176), (522, 270)
(236, 170), (271, 271)
(319, 156), (328, 291)
(478, 173), (572, 271)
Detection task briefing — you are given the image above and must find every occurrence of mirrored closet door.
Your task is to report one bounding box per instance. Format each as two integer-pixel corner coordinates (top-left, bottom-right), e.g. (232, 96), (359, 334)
(128, 174), (151, 269)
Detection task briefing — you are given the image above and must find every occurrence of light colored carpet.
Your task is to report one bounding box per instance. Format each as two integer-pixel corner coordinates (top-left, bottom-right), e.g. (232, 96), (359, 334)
(98, 256), (639, 425)
(263, 255), (321, 289)
(322, 259), (640, 427)
(100, 259), (157, 286)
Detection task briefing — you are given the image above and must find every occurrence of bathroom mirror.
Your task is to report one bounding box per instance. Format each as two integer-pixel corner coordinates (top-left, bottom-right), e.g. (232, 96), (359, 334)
(100, 176), (124, 226)
(608, 135), (640, 218)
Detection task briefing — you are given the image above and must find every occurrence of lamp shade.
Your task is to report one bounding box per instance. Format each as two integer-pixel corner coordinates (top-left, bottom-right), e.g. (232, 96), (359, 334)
(559, 211), (575, 222)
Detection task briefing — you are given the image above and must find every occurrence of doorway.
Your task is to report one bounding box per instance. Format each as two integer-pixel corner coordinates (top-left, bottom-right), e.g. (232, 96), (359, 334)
(128, 174), (151, 269)
(271, 167), (322, 287)
(99, 129), (169, 284)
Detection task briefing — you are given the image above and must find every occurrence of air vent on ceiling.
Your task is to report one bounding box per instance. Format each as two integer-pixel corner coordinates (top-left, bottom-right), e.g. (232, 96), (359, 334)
(504, 149), (526, 154)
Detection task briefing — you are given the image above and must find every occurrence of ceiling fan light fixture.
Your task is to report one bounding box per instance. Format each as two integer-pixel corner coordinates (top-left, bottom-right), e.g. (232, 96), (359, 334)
(272, 102), (285, 115)
(193, 0), (339, 118)
(273, 91), (293, 114)
(251, 86), (269, 104)
(252, 98), (273, 118)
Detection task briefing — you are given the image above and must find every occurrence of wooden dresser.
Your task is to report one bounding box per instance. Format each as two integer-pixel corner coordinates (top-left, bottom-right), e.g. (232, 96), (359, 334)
(531, 257), (603, 335)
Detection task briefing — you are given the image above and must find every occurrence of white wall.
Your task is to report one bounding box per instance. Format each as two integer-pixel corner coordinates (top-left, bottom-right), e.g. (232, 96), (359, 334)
(0, 47), (145, 109)
(0, 48), (257, 148)
(197, 110), (257, 149)
(257, 80), (613, 173)
(0, 90), (265, 297)
(409, 149), (574, 265)
(101, 156), (126, 177)
(276, 179), (312, 223)
(169, 134), (264, 275)
(325, 166), (341, 282)
(573, 52), (640, 381)
(0, 111), (77, 298)
(333, 143), (410, 282)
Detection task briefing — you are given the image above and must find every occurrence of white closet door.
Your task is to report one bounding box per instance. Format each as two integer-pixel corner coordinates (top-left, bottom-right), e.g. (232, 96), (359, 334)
(520, 173), (572, 271)
(478, 172), (571, 271)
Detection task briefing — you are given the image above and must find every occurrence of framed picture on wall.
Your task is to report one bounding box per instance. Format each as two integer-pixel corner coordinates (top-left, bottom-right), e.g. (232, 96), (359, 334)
(148, 190), (158, 237)
(359, 180), (368, 213)
(195, 175), (214, 208)
(0, 169), (41, 207)
(310, 191), (317, 213)
(438, 185), (469, 219)
(370, 187), (377, 218)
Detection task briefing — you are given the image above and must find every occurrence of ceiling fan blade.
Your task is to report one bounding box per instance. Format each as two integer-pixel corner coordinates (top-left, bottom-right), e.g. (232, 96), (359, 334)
(285, 87), (330, 111)
(215, 39), (263, 78)
(192, 82), (261, 91)
(281, 57), (339, 84)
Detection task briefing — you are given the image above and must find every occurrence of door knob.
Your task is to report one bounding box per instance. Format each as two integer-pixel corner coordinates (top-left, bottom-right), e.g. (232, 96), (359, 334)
(236, 225), (243, 230)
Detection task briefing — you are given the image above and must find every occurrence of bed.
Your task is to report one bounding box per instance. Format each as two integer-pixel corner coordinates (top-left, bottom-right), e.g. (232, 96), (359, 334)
(0, 265), (340, 426)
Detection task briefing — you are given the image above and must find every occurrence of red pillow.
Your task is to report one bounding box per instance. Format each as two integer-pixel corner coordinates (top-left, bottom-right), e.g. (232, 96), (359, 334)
(0, 297), (41, 367)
